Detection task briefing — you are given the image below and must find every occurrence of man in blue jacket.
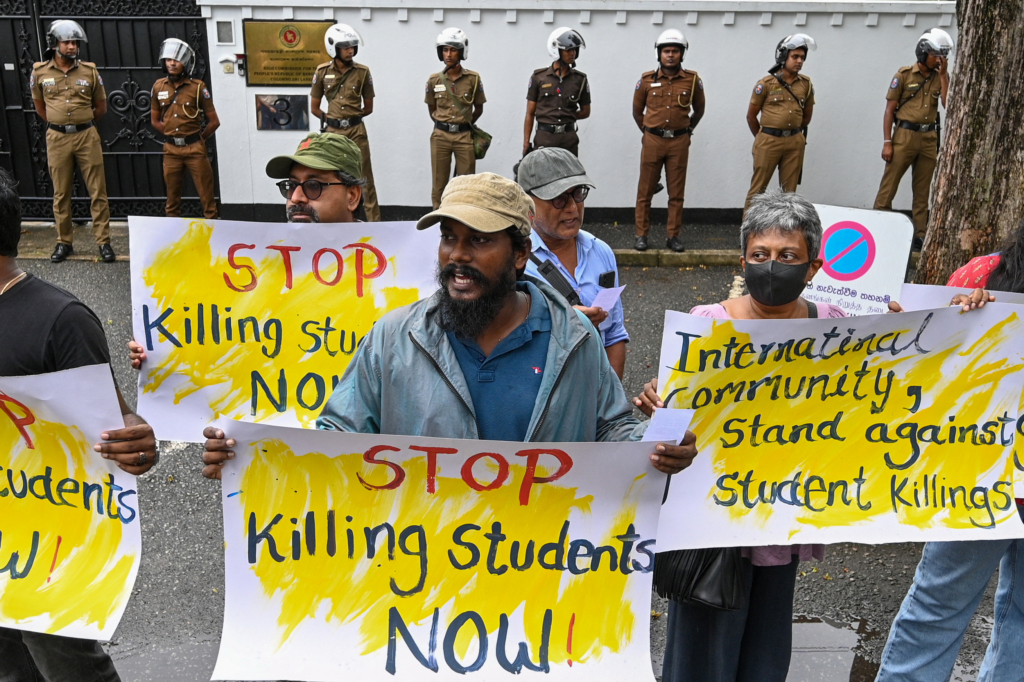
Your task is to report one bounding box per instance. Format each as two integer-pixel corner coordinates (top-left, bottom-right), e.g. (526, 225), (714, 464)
(201, 172), (695, 475)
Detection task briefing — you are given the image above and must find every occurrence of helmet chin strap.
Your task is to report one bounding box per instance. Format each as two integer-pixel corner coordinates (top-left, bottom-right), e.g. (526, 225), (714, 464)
(56, 45), (77, 61)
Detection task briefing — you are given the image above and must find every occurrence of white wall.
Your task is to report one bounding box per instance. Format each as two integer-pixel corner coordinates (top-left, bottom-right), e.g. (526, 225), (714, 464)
(201, 0), (956, 212)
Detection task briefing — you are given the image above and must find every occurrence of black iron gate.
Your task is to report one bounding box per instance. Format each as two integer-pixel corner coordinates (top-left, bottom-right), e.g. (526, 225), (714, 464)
(0, 0), (215, 219)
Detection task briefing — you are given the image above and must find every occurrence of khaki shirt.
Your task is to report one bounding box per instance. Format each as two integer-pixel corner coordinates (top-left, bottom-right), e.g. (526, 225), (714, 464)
(526, 64), (591, 125)
(151, 77), (215, 138)
(634, 68), (705, 130)
(425, 69), (486, 124)
(750, 73), (814, 130)
(31, 59), (106, 126)
(887, 64), (942, 125)
(310, 61), (375, 119)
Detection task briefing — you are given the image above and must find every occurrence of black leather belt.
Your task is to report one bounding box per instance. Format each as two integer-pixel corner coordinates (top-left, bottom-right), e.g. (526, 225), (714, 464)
(897, 120), (940, 133)
(165, 133), (202, 147)
(645, 126), (693, 139)
(325, 116), (363, 129)
(760, 127), (804, 138)
(48, 121), (93, 134)
(434, 121), (472, 133)
(537, 122), (576, 134)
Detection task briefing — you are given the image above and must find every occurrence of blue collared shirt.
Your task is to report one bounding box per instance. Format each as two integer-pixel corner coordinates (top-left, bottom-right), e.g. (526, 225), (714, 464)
(446, 281), (551, 442)
(524, 230), (629, 347)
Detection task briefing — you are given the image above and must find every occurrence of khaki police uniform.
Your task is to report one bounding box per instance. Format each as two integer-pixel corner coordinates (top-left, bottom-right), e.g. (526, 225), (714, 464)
(526, 64), (590, 157)
(151, 76), (217, 218)
(634, 68), (705, 239)
(744, 73), (814, 213)
(310, 60), (380, 222)
(30, 58), (110, 246)
(425, 69), (486, 209)
(873, 64), (943, 238)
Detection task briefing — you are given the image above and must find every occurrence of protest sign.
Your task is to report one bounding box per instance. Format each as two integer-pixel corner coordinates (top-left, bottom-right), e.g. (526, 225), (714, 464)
(130, 218), (438, 441)
(803, 205), (914, 316)
(212, 422), (664, 681)
(655, 306), (1024, 550)
(0, 365), (141, 640)
(900, 283), (1024, 311)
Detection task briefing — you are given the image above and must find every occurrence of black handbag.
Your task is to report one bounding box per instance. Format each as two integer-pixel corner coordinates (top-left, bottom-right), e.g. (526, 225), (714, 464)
(653, 547), (747, 611)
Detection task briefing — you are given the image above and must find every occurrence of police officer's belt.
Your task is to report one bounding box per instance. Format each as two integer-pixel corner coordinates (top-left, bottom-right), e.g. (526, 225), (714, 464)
(165, 133), (202, 147)
(48, 121), (94, 134)
(645, 126), (693, 139)
(537, 123), (576, 134)
(434, 121), (472, 133)
(325, 116), (363, 129)
(897, 120), (940, 133)
(760, 127), (804, 138)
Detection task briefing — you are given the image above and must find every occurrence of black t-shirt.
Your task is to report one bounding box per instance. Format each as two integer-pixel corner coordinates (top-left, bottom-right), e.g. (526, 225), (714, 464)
(0, 273), (112, 376)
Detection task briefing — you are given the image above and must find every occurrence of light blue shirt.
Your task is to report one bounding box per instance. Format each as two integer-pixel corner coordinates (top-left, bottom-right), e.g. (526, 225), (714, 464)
(525, 229), (629, 347)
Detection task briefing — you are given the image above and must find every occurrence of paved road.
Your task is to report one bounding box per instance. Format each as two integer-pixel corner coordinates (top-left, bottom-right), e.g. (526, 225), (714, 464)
(17, 257), (994, 682)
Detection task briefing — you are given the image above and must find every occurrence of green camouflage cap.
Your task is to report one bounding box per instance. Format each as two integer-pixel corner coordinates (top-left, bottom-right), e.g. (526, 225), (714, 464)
(265, 133), (363, 180)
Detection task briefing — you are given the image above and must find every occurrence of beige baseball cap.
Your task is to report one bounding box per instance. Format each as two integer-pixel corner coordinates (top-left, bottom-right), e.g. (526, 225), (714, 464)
(416, 172), (534, 236)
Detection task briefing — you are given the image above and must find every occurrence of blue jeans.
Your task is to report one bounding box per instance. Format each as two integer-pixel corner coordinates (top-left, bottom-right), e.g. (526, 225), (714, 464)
(876, 505), (1024, 682)
(0, 628), (119, 682)
(662, 557), (799, 682)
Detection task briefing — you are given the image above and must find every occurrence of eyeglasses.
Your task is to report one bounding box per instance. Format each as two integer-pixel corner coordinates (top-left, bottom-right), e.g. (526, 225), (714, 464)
(550, 186), (589, 209)
(276, 178), (346, 200)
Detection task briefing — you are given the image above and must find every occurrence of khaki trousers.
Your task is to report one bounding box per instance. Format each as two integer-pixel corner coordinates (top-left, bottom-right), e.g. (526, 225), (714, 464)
(327, 122), (380, 222)
(635, 131), (691, 238)
(46, 126), (110, 245)
(873, 127), (938, 239)
(533, 129), (579, 157)
(744, 131), (805, 215)
(430, 129), (475, 209)
(163, 140), (217, 218)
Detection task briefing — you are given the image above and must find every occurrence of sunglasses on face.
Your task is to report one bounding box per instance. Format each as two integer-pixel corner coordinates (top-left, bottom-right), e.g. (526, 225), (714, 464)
(550, 186), (590, 209)
(276, 178), (346, 200)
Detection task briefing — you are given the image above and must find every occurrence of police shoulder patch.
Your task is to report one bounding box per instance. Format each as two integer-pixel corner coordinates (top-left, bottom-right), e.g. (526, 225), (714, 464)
(203, 88), (211, 99)
(698, 78), (704, 90)
(890, 77), (900, 89)
(755, 83), (763, 95)
(312, 73), (317, 84)
(635, 79), (641, 90)
(367, 75), (373, 85)
(29, 74), (34, 88)
(98, 74), (103, 86)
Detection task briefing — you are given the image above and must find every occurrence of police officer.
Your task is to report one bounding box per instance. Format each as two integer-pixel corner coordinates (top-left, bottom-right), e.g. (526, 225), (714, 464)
(744, 34), (816, 215)
(310, 24), (380, 222)
(873, 28), (953, 249)
(426, 28), (485, 209)
(633, 29), (705, 253)
(31, 20), (114, 263)
(523, 27), (590, 157)
(150, 38), (220, 219)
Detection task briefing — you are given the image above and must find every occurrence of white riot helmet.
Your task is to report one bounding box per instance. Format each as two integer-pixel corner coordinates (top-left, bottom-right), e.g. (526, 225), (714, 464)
(655, 29), (688, 63)
(916, 28), (954, 64)
(45, 20), (87, 59)
(436, 27), (468, 61)
(773, 33), (816, 72)
(548, 27), (585, 61)
(324, 23), (363, 59)
(158, 38), (196, 76)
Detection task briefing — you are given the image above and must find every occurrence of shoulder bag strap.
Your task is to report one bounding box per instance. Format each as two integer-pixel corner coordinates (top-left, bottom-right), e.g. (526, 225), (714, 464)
(806, 300), (818, 318)
(894, 72), (932, 114)
(529, 254), (582, 306)
(440, 71), (476, 126)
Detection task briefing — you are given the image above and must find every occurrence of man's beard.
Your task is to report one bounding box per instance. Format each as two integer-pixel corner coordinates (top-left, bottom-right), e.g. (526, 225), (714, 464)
(339, 56), (354, 67)
(435, 260), (518, 339)
(286, 204), (320, 222)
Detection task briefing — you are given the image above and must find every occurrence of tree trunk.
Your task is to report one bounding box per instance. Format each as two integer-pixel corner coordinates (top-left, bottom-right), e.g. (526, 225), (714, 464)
(917, 0), (1024, 284)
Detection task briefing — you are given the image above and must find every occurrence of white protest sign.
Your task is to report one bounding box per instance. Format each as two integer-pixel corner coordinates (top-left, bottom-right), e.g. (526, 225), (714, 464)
(213, 422), (664, 681)
(803, 205), (914, 316)
(0, 365), (141, 640)
(129, 217), (438, 442)
(655, 307), (1024, 550)
(900, 283), (1024, 311)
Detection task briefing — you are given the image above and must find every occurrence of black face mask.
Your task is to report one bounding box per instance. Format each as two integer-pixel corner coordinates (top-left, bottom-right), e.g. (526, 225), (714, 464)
(744, 260), (811, 307)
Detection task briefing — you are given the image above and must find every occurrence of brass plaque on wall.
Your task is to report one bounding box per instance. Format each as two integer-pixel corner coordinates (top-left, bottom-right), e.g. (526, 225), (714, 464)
(243, 21), (333, 86)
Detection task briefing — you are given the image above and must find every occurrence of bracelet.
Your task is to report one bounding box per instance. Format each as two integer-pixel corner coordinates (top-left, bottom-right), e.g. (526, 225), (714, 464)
(883, 140), (893, 145)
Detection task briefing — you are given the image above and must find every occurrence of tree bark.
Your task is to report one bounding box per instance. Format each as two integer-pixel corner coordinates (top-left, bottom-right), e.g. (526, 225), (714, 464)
(917, 0), (1024, 284)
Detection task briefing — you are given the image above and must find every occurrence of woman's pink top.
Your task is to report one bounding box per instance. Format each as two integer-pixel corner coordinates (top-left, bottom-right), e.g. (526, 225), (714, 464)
(689, 301), (845, 566)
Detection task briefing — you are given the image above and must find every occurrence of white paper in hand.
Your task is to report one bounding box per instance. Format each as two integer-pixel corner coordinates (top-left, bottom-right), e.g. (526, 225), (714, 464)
(590, 285), (626, 330)
(641, 408), (695, 446)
